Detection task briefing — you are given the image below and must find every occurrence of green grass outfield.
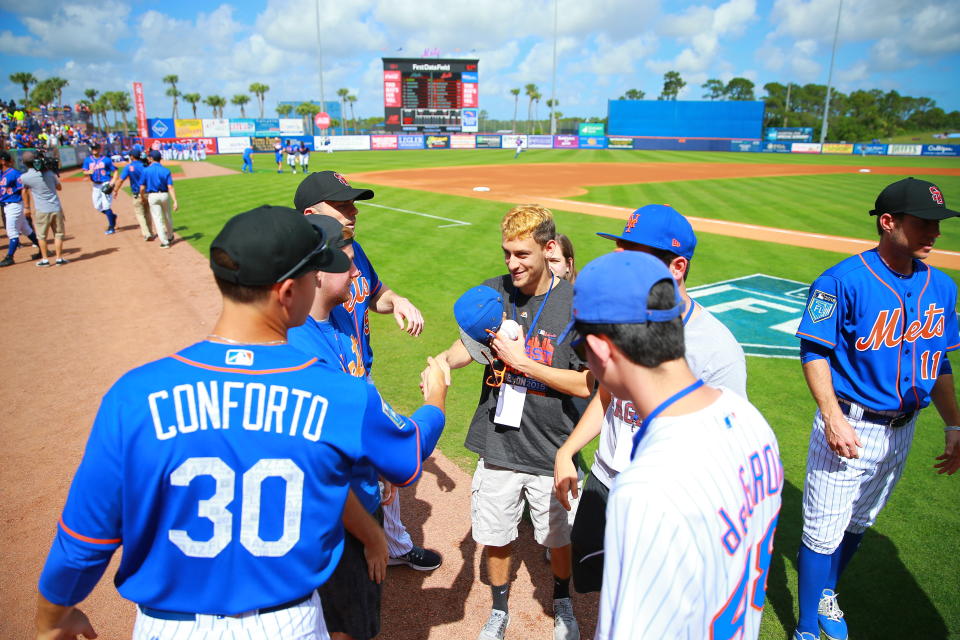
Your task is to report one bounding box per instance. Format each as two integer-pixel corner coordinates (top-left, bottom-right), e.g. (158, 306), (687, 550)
(178, 150), (959, 639)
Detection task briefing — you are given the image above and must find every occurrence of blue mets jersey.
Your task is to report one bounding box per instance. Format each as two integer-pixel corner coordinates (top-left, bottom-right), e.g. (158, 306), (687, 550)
(38, 341), (443, 615)
(0, 167), (23, 203)
(797, 249), (959, 413)
(120, 160), (146, 194)
(342, 241), (382, 374)
(82, 155), (115, 184)
(141, 162), (173, 193)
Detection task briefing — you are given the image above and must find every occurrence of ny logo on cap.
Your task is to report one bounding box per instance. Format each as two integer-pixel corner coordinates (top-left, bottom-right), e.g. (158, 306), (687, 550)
(930, 186), (944, 205)
(625, 212), (640, 231)
(334, 172), (351, 187)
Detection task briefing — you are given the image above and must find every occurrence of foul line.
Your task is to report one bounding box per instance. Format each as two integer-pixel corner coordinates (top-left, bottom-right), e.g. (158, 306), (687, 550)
(364, 203), (471, 228)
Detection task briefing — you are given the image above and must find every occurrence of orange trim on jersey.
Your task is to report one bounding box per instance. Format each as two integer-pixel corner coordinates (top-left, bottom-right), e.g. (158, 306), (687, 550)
(59, 517), (121, 545)
(797, 332), (835, 347)
(395, 420), (423, 487)
(947, 342), (960, 351)
(859, 254), (905, 410)
(912, 268), (932, 406)
(170, 353), (318, 375)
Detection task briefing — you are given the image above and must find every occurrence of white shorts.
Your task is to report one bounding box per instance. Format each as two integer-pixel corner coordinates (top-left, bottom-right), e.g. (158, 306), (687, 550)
(132, 591), (329, 640)
(91, 184), (112, 212)
(3, 202), (33, 239)
(471, 458), (579, 548)
(299, 154), (309, 165)
(287, 156), (298, 166)
(801, 404), (917, 554)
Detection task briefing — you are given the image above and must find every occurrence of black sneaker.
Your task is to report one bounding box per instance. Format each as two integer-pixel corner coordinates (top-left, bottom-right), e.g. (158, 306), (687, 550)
(387, 545), (442, 571)
(0, 255), (13, 267)
(31, 251), (42, 260)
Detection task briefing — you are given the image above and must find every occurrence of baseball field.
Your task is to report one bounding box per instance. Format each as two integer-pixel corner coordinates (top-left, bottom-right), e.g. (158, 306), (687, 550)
(2, 148), (958, 639)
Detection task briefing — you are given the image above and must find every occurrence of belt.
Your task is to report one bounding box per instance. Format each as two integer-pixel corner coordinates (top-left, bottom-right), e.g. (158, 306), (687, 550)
(838, 399), (915, 428)
(147, 190), (168, 193)
(139, 592), (313, 621)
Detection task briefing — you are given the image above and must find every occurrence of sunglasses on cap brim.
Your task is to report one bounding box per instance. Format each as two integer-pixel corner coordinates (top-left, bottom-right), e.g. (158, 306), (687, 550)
(275, 231), (329, 283)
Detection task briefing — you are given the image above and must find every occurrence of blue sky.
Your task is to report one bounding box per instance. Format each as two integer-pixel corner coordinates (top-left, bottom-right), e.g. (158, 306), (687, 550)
(1, 0), (958, 122)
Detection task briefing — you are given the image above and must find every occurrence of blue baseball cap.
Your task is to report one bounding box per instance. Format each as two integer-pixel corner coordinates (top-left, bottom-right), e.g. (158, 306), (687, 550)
(596, 204), (697, 260)
(573, 251), (681, 325)
(454, 286), (503, 343)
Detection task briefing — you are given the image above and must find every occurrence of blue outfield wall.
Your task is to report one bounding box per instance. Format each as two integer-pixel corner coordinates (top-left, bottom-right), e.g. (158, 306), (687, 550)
(608, 100), (765, 139)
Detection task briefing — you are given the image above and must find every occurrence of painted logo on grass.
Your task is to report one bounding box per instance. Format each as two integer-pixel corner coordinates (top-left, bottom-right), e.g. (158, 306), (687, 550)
(688, 274), (809, 359)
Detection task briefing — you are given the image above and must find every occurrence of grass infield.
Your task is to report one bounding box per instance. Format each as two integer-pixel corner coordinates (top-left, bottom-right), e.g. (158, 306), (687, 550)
(176, 150), (959, 638)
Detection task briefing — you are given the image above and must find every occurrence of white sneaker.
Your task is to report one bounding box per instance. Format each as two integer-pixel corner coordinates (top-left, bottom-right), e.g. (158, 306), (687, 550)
(553, 597), (580, 640)
(477, 609), (509, 640)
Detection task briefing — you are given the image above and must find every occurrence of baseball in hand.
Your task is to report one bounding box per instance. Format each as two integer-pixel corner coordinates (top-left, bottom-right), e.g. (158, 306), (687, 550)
(498, 319), (521, 341)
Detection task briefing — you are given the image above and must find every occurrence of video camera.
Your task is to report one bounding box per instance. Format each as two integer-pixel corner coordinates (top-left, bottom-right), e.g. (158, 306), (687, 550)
(26, 149), (60, 175)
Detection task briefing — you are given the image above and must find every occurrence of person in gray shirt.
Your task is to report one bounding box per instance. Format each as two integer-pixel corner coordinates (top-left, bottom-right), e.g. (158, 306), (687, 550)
(21, 150), (67, 266)
(554, 204), (748, 594)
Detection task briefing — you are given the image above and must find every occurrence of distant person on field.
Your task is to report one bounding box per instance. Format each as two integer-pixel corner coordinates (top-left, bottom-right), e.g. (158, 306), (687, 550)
(139, 150), (179, 249)
(112, 150), (155, 241)
(20, 150), (68, 266)
(1, 149), (42, 267)
(242, 145), (254, 173)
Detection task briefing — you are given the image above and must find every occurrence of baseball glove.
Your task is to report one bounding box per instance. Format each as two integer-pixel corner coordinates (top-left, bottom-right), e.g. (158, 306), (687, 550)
(99, 182), (114, 195)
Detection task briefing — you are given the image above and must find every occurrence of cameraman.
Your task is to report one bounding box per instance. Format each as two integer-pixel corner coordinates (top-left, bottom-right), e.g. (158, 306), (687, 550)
(21, 150), (67, 266)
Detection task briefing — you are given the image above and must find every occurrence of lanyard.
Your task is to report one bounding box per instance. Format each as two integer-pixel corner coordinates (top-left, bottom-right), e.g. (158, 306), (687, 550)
(512, 274), (556, 345)
(318, 319), (350, 375)
(683, 299), (695, 325)
(630, 379), (705, 460)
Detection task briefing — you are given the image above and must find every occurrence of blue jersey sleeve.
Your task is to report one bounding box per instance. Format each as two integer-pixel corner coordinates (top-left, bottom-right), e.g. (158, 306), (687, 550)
(796, 274), (842, 349)
(164, 168), (174, 187)
(359, 384), (444, 487)
(82, 157), (91, 171)
(120, 165), (131, 180)
(38, 388), (124, 605)
(104, 157), (116, 173)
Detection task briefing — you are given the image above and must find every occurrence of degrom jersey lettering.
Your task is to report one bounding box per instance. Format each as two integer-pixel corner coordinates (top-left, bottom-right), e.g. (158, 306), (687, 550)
(596, 391), (782, 640)
(0, 167), (23, 203)
(83, 156), (115, 183)
(38, 341), (443, 614)
(796, 249), (959, 412)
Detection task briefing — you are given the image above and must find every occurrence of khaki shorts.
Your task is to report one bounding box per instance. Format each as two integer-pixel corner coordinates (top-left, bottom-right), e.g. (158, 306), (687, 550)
(471, 458), (579, 548)
(35, 209), (65, 238)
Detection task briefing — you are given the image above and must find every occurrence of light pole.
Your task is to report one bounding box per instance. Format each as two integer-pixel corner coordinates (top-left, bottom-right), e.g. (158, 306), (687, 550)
(314, 0), (327, 135)
(819, 0), (843, 144)
(549, 0), (558, 135)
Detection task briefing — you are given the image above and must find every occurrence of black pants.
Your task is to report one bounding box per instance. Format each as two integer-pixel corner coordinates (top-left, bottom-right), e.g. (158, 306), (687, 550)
(570, 472), (609, 593)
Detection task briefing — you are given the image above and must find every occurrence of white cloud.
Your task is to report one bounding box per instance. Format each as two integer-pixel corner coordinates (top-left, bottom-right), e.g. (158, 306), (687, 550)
(647, 0), (757, 75)
(4, 2), (131, 59)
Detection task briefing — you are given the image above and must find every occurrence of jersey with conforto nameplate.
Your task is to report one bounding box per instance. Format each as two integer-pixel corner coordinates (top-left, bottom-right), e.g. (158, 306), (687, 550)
(796, 248), (959, 413)
(596, 390), (783, 640)
(38, 341), (443, 615)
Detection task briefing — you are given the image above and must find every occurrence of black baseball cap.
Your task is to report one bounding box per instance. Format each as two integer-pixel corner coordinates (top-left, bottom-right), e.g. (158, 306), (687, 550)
(294, 170), (374, 212)
(210, 205), (348, 286)
(304, 214), (352, 272)
(0, 150), (10, 162)
(149, 149), (162, 161)
(869, 177), (959, 221)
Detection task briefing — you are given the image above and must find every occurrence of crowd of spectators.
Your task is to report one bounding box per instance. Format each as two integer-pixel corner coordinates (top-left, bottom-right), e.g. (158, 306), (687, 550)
(0, 100), (132, 155)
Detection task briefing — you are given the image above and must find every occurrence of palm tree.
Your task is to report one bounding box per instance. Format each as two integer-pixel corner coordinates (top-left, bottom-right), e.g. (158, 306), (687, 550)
(524, 83), (538, 134)
(510, 88), (520, 133)
(336, 88), (349, 135)
(30, 80), (55, 110)
(204, 95), (226, 118)
(347, 95), (358, 133)
(249, 83), (270, 118)
(163, 74), (180, 118)
(231, 94), (250, 118)
(47, 76), (68, 108)
(83, 89), (100, 129)
(112, 91), (133, 132)
(276, 103), (293, 117)
(532, 91), (542, 133)
(295, 101), (321, 134)
(546, 98), (558, 132)
(9, 72), (37, 105)
(182, 93), (201, 118)
(94, 95), (111, 131)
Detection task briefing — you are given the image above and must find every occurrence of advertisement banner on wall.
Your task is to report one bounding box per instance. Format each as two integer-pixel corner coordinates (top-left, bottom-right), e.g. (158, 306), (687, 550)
(579, 136), (607, 149)
(371, 135), (398, 150)
(254, 118), (281, 136)
(280, 118), (305, 135)
(578, 123), (605, 136)
(852, 143), (887, 155)
(450, 134), (476, 149)
(888, 143), (922, 156)
(146, 138), (217, 154)
(501, 134), (525, 149)
(791, 142), (822, 154)
(217, 137), (250, 154)
(425, 135), (450, 149)
(765, 127), (814, 142)
(821, 143), (854, 154)
(762, 142), (792, 153)
(555, 135), (579, 148)
(174, 119), (204, 137)
(398, 134), (425, 150)
(326, 135), (370, 151)
(527, 135), (554, 149)
(607, 136), (634, 149)
(476, 135), (502, 149)
(921, 144), (959, 156)
(251, 137), (277, 151)
(202, 119), (230, 137)
(147, 118), (175, 138)
(230, 119), (256, 136)
(730, 140), (761, 152)
(133, 82), (148, 138)
(461, 109), (479, 133)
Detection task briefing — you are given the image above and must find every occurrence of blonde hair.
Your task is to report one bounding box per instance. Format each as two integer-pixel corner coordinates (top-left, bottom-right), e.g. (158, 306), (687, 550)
(501, 204), (556, 245)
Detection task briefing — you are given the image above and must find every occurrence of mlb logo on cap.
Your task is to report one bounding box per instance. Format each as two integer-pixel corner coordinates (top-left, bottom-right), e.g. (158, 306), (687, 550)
(596, 204), (697, 260)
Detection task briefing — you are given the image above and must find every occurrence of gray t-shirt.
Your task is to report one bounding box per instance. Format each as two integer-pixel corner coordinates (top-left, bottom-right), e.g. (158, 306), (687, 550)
(20, 168), (61, 213)
(464, 275), (585, 476)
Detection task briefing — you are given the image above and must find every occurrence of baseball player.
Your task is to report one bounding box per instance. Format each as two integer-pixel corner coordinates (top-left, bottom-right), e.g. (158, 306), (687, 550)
(286, 140), (299, 174)
(554, 204), (747, 594)
(513, 136), (524, 159)
(242, 145), (254, 173)
(565, 250), (782, 640)
(140, 150), (179, 249)
(35, 205), (450, 640)
(298, 141), (310, 174)
(429, 205), (590, 640)
(82, 143), (119, 234)
(274, 139), (284, 173)
(793, 177), (960, 640)
(112, 150), (155, 241)
(0, 150), (41, 267)
(294, 171), (437, 573)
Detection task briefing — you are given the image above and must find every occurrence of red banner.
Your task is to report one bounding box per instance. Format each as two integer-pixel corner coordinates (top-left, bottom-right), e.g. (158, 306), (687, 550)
(145, 138), (218, 154)
(383, 70), (401, 107)
(133, 82), (148, 138)
(461, 82), (478, 108)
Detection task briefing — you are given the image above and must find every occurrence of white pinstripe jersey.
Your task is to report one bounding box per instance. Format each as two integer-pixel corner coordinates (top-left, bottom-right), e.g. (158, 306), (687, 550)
(596, 389), (782, 640)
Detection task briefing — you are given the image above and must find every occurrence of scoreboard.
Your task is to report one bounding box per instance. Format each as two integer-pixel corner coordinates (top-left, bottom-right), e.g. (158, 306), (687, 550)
(382, 58), (479, 133)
